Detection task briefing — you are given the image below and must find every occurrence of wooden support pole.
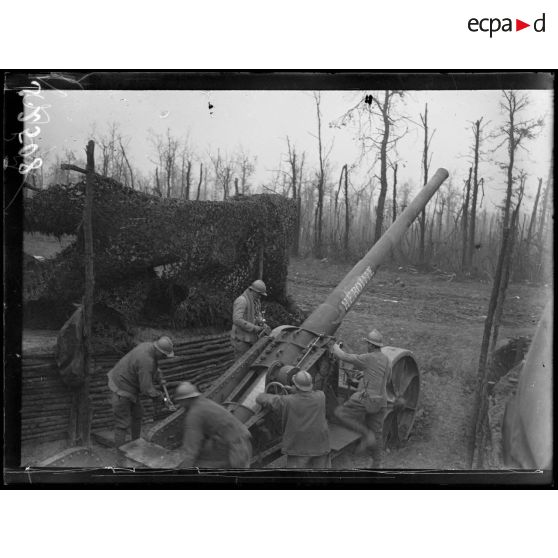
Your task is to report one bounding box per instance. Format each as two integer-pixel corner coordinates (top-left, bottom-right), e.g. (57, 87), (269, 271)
(468, 222), (512, 468)
(80, 139), (96, 446)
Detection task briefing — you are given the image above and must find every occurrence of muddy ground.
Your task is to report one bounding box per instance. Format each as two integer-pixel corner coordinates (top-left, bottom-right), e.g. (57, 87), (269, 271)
(288, 257), (549, 469)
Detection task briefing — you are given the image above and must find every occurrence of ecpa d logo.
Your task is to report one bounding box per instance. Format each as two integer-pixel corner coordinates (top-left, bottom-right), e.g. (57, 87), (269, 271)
(468, 13), (546, 37)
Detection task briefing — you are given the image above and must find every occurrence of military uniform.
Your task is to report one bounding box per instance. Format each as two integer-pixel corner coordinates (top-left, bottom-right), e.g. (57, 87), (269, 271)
(257, 390), (330, 468)
(231, 288), (263, 358)
(334, 351), (389, 466)
(178, 396), (252, 468)
(107, 342), (163, 448)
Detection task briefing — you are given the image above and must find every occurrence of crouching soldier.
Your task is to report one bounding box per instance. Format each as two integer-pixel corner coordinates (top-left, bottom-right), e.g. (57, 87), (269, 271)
(231, 279), (269, 359)
(107, 335), (174, 463)
(330, 329), (388, 468)
(256, 370), (330, 468)
(173, 382), (252, 468)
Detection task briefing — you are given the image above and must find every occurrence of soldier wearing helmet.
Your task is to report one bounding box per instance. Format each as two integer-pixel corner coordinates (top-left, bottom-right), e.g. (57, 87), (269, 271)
(256, 369), (330, 468)
(231, 279), (269, 359)
(173, 381), (252, 468)
(330, 329), (389, 468)
(107, 335), (174, 463)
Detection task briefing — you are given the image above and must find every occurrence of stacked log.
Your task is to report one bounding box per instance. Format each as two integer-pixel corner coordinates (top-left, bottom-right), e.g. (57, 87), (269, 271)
(21, 333), (234, 443)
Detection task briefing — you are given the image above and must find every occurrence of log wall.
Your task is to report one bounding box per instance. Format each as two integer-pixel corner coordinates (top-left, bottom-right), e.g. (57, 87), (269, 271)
(21, 333), (234, 443)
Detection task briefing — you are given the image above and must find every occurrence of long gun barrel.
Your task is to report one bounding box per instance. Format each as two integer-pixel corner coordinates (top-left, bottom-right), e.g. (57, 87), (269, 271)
(302, 167), (449, 335)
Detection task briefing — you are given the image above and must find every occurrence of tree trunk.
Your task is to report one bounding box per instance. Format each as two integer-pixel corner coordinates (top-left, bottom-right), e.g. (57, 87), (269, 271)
(120, 140), (134, 190)
(196, 163), (203, 201)
(503, 109), (515, 231)
(536, 177), (550, 252)
(526, 177), (543, 246)
(461, 167), (472, 271)
(344, 164), (350, 254)
(155, 167), (161, 197)
(185, 160), (192, 200)
(234, 176), (239, 196)
(314, 93), (325, 259)
(392, 163), (398, 223)
(166, 159), (172, 198)
(293, 195), (302, 257)
(469, 220), (513, 467)
(490, 202), (522, 355)
(292, 153), (304, 257)
(467, 119), (482, 270)
(419, 103), (429, 265)
(80, 140), (95, 447)
(374, 91), (390, 244)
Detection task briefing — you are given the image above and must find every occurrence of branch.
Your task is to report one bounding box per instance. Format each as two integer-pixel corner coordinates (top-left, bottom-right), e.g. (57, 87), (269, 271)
(61, 163), (87, 174)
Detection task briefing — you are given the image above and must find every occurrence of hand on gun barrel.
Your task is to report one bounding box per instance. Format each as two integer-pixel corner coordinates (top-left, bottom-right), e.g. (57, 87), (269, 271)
(158, 374), (177, 412)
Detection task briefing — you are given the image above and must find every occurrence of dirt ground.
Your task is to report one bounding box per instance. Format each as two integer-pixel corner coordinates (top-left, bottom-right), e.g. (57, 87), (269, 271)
(287, 257), (549, 469)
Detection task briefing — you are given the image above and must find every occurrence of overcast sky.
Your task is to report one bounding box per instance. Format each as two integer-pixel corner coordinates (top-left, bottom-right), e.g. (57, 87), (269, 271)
(35, 88), (553, 210)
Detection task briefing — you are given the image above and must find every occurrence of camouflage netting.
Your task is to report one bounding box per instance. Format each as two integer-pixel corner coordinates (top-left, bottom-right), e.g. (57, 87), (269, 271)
(24, 177), (299, 332)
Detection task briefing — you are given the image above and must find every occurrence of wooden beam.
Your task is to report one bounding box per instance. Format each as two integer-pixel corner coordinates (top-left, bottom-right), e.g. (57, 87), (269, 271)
(79, 140), (95, 446)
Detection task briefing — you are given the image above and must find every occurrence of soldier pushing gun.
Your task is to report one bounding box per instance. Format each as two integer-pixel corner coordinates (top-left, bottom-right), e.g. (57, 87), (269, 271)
(331, 329), (389, 468)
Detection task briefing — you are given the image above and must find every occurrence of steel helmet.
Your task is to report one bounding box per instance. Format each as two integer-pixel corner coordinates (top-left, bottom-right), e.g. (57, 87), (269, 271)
(292, 370), (313, 392)
(154, 335), (175, 357)
(174, 381), (201, 401)
(250, 280), (267, 296)
(363, 329), (383, 347)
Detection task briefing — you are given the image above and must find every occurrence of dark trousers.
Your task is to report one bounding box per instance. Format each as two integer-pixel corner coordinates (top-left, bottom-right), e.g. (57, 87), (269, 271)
(285, 454), (331, 469)
(334, 396), (386, 467)
(112, 393), (143, 449)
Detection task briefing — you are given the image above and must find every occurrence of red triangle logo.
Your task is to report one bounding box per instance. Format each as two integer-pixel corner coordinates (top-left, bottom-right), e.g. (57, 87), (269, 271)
(516, 19), (530, 31)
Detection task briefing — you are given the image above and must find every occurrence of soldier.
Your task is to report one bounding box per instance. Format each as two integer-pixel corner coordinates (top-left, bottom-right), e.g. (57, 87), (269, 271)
(231, 279), (269, 359)
(330, 329), (388, 468)
(107, 335), (174, 461)
(256, 370), (330, 468)
(174, 382), (252, 468)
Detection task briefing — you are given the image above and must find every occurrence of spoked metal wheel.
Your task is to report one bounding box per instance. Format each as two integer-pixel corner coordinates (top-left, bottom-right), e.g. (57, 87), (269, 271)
(381, 347), (420, 449)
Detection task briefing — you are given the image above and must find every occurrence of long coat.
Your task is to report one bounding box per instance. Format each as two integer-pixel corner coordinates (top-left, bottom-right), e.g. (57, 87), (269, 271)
(231, 289), (262, 344)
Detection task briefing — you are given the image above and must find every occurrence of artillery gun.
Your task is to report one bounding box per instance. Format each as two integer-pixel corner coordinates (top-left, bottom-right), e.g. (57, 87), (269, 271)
(123, 168), (450, 468)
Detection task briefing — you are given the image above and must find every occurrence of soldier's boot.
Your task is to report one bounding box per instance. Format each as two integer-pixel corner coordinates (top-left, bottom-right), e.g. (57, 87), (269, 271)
(356, 430), (377, 456)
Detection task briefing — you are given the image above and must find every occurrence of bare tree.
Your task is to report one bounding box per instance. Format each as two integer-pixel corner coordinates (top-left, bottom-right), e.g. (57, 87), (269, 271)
(493, 90), (543, 230)
(164, 129), (179, 197)
(342, 164), (350, 253)
(536, 165), (552, 255)
(333, 91), (406, 246)
(149, 128), (180, 197)
(391, 162), (398, 223)
(178, 140), (193, 199)
(313, 92), (326, 258)
(210, 149), (234, 200)
(465, 118), (489, 270)
(285, 137), (305, 256)
(119, 139), (134, 190)
(196, 162), (204, 200)
(525, 177), (543, 247)
(418, 103), (435, 264)
(461, 167), (473, 271)
(236, 148), (257, 195)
